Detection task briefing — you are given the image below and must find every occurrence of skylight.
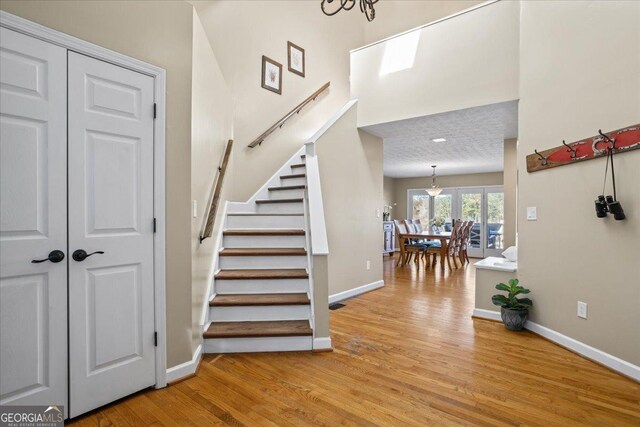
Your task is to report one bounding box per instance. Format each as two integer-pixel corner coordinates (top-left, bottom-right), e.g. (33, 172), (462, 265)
(379, 31), (420, 76)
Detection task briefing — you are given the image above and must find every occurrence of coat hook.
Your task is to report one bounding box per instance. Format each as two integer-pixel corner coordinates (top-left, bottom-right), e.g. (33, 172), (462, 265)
(562, 140), (578, 159)
(534, 149), (548, 165)
(597, 129), (616, 151)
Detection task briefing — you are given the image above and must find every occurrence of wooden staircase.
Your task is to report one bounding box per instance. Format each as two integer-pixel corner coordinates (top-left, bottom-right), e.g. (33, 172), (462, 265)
(203, 152), (314, 353)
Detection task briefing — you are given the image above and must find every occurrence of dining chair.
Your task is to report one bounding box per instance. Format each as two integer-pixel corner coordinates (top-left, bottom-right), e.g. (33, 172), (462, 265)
(460, 220), (474, 264)
(395, 220), (428, 266)
(445, 220), (463, 270)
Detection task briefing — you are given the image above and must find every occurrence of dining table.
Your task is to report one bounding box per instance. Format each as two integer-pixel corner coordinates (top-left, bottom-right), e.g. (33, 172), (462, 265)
(401, 230), (452, 271)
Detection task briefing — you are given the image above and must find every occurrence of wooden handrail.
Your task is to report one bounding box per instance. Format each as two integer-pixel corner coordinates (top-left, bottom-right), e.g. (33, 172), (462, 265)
(247, 82), (330, 148)
(200, 139), (233, 243)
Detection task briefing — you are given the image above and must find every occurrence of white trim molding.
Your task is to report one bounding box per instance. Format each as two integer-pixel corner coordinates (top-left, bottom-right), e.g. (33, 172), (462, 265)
(166, 345), (203, 384)
(472, 309), (640, 382)
(472, 308), (502, 322)
(1, 10), (168, 388)
(329, 280), (384, 304)
(313, 337), (333, 351)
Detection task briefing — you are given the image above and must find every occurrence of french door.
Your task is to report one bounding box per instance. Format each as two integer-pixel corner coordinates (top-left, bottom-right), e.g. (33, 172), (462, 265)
(408, 186), (505, 258)
(459, 188), (484, 258)
(1, 28), (157, 418)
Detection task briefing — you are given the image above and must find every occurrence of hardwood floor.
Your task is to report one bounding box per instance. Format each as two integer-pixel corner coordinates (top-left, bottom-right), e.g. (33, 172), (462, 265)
(69, 257), (640, 426)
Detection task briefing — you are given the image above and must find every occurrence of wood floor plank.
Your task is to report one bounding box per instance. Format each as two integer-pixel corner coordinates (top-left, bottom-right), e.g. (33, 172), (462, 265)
(68, 258), (640, 426)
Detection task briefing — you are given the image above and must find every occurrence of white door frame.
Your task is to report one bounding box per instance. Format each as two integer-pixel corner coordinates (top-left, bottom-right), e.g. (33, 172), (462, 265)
(0, 11), (168, 388)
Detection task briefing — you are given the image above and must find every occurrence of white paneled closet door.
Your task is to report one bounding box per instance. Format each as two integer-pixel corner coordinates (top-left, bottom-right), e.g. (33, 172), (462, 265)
(0, 28), (68, 412)
(67, 52), (156, 417)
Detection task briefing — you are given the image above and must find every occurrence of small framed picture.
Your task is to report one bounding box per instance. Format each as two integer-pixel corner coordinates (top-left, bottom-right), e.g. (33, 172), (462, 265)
(287, 41), (305, 77)
(261, 55), (282, 95)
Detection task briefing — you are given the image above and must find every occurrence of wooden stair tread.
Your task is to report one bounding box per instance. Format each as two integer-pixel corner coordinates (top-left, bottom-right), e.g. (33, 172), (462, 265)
(204, 320), (312, 338)
(256, 198), (303, 204)
(219, 248), (307, 256)
(290, 163), (306, 168)
(223, 229), (305, 236)
(269, 185), (306, 191)
(215, 269), (309, 280)
(280, 173), (306, 179)
(211, 293), (309, 306)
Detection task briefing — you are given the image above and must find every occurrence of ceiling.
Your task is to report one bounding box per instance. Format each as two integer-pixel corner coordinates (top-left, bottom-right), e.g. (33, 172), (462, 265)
(362, 101), (518, 178)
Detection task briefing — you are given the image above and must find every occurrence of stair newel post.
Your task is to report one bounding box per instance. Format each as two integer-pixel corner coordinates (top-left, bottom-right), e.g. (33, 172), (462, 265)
(303, 140), (331, 351)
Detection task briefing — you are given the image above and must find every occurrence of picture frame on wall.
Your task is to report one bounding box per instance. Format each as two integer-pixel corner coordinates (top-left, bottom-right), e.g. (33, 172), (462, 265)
(262, 55), (282, 94)
(287, 41), (305, 77)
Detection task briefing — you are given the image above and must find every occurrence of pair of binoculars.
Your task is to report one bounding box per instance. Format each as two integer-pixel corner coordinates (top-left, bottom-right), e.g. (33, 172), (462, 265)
(595, 195), (625, 220)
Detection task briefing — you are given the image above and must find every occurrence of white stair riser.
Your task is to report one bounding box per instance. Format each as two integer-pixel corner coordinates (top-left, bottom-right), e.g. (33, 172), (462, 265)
(290, 167), (306, 173)
(209, 304), (310, 322)
(269, 189), (305, 200)
(223, 234), (306, 248)
(280, 177), (306, 186)
(215, 278), (309, 294)
(204, 336), (312, 353)
(226, 215), (304, 229)
(219, 255), (308, 269)
(256, 202), (303, 214)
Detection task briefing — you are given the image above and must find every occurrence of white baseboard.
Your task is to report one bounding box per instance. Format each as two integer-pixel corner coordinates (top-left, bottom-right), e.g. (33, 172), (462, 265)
(313, 337), (333, 351)
(166, 344), (202, 383)
(329, 280), (384, 304)
(472, 308), (502, 321)
(472, 308), (640, 382)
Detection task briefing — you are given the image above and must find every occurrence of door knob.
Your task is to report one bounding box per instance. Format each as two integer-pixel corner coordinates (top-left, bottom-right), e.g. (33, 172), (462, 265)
(32, 250), (65, 263)
(72, 249), (105, 262)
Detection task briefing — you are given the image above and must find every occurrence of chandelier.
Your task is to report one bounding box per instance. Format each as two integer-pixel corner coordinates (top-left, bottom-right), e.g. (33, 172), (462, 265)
(321, 0), (379, 22)
(426, 165), (443, 197)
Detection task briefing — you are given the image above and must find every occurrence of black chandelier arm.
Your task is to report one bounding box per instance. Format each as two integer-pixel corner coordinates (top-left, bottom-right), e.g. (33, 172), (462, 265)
(321, 0), (357, 17)
(360, 0), (378, 22)
(321, 0), (377, 21)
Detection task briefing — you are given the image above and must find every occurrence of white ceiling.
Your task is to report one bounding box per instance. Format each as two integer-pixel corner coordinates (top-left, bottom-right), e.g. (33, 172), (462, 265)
(362, 101), (518, 178)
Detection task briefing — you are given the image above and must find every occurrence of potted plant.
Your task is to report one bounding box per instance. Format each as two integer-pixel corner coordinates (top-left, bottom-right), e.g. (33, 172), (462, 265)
(431, 217), (445, 233)
(491, 278), (532, 331)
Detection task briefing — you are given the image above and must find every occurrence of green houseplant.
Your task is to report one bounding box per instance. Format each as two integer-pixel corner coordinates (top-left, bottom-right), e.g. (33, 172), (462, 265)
(492, 279), (532, 331)
(431, 217), (445, 233)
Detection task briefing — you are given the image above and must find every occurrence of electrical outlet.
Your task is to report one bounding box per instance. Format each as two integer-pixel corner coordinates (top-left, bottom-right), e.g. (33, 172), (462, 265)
(366, 260), (371, 270)
(577, 301), (588, 319)
(193, 200), (198, 218)
(527, 207), (537, 221)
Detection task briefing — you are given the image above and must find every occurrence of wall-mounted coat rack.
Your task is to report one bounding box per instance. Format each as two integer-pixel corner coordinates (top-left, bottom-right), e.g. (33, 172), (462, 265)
(526, 124), (640, 173)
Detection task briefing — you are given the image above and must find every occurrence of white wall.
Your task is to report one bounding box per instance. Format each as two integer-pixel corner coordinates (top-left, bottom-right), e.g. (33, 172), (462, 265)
(351, 0), (519, 127)
(190, 10), (234, 354)
(194, 1), (364, 202)
(362, 0), (484, 45)
(518, 0), (640, 366)
(315, 105), (384, 297)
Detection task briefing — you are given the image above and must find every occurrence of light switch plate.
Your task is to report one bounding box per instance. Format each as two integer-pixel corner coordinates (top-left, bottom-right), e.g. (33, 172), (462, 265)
(577, 301), (588, 319)
(527, 207), (537, 221)
(376, 209), (381, 218)
(193, 200), (198, 218)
